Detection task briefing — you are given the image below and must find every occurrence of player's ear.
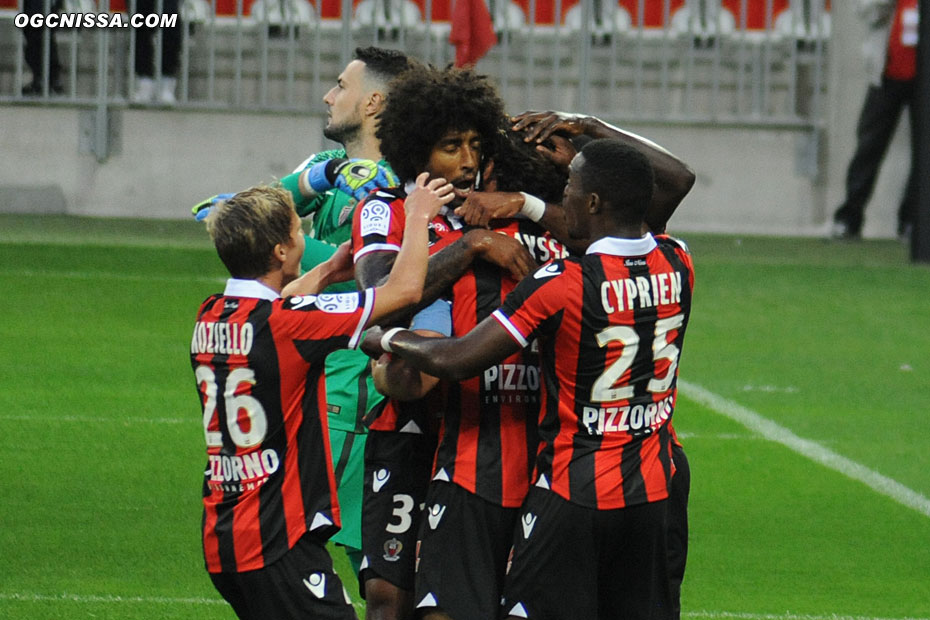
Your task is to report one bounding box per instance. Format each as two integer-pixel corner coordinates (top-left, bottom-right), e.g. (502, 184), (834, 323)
(588, 191), (601, 214)
(366, 91), (385, 115)
(272, 242), (288, 265)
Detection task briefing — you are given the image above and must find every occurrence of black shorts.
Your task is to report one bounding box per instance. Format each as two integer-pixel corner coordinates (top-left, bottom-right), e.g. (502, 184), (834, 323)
(414, 480), (520, 620)
(502, 487), (669, 620)
(359, 429), (436, 595)
(209, 533), (356, 620)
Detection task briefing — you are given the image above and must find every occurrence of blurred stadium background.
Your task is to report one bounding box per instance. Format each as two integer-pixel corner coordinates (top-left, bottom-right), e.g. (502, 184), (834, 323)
(2, 2), (929, 619)
(0, 0), (917, 239)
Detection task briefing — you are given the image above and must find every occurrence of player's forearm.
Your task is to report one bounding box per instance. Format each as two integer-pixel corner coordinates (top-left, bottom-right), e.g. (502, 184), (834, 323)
(384, 331), (473, 382)
(367, 234), (480, 327)
(281, 259), (340, 297)
(371, 213), (431, 321)
(581, 118), (695, 231)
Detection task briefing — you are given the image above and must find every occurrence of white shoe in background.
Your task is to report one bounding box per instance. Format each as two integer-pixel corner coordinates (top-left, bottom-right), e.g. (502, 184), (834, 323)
(158, 77), (178, 105)
(132, 77), (156, 103)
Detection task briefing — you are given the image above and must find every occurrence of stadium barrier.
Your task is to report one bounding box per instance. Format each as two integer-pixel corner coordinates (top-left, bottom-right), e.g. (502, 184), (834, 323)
(0, 0), (829, 129)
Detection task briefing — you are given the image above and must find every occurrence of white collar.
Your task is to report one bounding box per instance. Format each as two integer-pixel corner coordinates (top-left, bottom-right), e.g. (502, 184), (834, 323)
(585, 234), (657, 257)
(223, 278), (280, 301)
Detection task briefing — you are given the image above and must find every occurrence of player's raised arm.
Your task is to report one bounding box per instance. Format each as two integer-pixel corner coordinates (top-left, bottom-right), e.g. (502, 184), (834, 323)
(512, 110), (695, 234)
(368, 173), (454, 325)
(362, 316), (520, 383)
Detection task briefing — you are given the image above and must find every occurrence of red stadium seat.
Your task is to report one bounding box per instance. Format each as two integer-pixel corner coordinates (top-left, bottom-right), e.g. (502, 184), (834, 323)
(720, 0), (789, 31)
(617, 0), (684, 28)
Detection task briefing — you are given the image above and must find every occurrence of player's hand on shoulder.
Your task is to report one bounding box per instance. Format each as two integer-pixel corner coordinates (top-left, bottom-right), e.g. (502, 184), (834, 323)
(465, 228), (537, 281)
(455, 191), (523, 228)
(405, 172), (454, 222)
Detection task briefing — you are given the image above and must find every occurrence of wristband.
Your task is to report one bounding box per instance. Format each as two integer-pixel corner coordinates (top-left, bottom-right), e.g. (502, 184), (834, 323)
(306, 159), (345, 194)
(380, 327), (407, 353)
(519, 192), (546, 222)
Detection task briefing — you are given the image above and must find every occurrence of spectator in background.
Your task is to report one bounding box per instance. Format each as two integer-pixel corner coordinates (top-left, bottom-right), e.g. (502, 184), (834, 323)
(131, 0), (182, 104)
(21, 0), (63, 95)
(831, 0), (919, 241)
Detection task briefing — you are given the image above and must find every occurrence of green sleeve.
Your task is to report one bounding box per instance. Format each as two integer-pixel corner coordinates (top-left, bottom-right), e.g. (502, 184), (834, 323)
(281, 149), (348, 218)
(301, 236), (338, 269)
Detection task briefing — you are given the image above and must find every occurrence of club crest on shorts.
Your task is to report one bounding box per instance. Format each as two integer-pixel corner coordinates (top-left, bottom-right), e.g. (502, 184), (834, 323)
(383, 537), (403, 562)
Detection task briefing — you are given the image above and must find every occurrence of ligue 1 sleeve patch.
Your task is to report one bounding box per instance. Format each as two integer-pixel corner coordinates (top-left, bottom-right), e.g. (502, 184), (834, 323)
(285, 293), (361, 313)
(359, 200), (392, 238)
(315, 293), (361, 314)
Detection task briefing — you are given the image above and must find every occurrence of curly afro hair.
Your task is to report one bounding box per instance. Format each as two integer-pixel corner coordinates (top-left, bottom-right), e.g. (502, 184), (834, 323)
(486, 127), (569, 204)
(377, 66), (506, 182)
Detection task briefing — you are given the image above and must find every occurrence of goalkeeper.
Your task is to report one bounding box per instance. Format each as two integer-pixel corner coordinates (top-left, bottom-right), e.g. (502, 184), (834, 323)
(192, 47), (413, 578)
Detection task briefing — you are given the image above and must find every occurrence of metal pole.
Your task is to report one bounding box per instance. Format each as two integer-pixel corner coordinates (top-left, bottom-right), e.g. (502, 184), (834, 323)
(912, 0), (930, 261)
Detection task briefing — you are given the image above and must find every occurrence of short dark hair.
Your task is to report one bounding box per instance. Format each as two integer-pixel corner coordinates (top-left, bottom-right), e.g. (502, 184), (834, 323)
(578, 139), (654, 226)
(377, 66), (505, 182)
(487, 128), (569, 204)
(354, 46), (413, 83)
(206, 186), (294, 279)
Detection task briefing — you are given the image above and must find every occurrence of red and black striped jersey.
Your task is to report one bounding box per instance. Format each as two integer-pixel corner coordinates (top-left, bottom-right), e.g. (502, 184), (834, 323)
(438, 218), (569, 508)
(366, 387), (444, 435)
(352, 187), (462, 265)
(352, 187), (462, 436)
(190, 280), (374, 573)
(492, 234), (694, 510)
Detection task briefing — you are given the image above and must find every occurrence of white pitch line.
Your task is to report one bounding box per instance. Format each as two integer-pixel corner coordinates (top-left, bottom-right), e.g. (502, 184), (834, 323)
(0, 592), (225, 606)
(678, 379), (930, 519)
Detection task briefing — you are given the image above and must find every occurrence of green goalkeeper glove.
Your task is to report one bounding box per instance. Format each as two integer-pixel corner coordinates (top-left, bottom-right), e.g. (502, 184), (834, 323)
(306, 158), (399, 202)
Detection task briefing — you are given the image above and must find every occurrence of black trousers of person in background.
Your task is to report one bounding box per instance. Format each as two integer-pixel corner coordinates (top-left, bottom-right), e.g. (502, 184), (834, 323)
(131, 0), (182, 78)
(834, 76), (918, 238)
(667, 442), (690, 620)
(22, 0), (63, 93)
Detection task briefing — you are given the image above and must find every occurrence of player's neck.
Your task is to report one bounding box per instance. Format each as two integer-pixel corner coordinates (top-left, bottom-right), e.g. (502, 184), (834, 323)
(257, 272), (284, 296)
(343, 132), (382, 162)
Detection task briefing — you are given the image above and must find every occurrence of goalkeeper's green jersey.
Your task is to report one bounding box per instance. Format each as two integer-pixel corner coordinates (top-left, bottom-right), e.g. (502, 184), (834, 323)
(288, 148), (394, 433)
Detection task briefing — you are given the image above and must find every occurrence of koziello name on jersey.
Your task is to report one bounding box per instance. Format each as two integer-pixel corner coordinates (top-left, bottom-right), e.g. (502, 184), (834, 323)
(582, 395), (674, 436)
(601, 272), (683, 313)
(191, 321), (254, 356)
(205, 449), (280, 492)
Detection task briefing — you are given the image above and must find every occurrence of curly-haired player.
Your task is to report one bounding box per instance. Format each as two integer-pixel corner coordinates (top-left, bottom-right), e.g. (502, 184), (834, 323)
(353, 66), (553, 620)
(376, 64), (505, 198)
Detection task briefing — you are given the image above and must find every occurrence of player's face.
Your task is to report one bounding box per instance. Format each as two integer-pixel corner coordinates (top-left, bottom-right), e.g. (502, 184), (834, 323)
(281, 211), (306, 286)
(424, 128), (482, 208)
(563, 154), (590, 239)
(323, 60), (367, 145)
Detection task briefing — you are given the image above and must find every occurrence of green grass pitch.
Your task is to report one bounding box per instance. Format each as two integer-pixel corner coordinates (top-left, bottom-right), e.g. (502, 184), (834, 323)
(1, 215), (927, 619)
